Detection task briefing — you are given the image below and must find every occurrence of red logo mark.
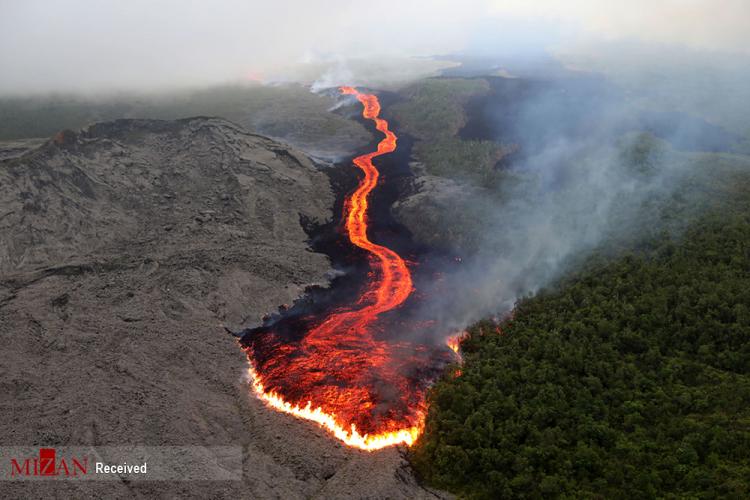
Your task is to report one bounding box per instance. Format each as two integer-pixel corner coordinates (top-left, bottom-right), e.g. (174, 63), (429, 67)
(10, 448), (88, 477)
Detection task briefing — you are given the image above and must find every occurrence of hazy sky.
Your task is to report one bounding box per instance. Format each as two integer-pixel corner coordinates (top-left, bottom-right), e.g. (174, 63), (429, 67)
(1, 0), (748, 94)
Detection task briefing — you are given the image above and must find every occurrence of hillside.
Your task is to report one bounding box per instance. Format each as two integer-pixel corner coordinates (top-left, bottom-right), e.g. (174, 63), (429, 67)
(410, 164), (750, 498)
(390, 78), (512, 185)
(0, 84), (371, 160)
(0, 119), (440, 498)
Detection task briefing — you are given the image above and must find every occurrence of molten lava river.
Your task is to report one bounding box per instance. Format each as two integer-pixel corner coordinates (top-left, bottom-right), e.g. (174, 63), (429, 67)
(240, 87), (455, 451)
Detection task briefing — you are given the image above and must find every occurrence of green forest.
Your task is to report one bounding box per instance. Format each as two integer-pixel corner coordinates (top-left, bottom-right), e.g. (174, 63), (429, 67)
(411, 179), (750, 497)
(390, 78), (512, 184)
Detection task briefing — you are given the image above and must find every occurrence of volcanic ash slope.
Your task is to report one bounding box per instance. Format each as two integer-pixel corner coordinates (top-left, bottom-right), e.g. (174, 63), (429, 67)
(0, 118), (446, 499)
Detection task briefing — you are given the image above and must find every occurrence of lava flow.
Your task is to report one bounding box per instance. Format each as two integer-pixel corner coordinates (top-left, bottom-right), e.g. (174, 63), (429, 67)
(240, 87), (452, 451)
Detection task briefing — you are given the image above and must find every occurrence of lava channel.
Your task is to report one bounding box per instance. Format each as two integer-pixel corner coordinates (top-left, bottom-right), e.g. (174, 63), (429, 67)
(240, 87), (452, 451)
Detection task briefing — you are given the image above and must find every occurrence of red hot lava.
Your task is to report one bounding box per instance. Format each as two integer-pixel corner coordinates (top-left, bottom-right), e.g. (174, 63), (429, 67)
(242, 87), (451, 450)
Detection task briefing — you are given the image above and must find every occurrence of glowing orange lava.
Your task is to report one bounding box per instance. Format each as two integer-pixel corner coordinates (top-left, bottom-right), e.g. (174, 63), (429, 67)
(247, 365), (423, 450)
(242, 87), (445, 451)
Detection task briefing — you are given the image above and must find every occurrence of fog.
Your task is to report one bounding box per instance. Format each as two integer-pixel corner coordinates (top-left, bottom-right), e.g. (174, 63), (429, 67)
(1, 0), (749, 94)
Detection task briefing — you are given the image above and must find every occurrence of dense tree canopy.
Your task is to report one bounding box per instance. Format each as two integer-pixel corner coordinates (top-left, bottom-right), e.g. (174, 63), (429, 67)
(411, 207), (750, 498)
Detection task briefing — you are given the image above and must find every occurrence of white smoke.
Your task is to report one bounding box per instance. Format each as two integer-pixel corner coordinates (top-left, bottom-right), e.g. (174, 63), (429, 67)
(405, 56), (739, 334)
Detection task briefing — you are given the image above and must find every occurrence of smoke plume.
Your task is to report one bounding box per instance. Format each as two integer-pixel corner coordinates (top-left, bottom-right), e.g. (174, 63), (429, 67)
(409, 53), (747, 333)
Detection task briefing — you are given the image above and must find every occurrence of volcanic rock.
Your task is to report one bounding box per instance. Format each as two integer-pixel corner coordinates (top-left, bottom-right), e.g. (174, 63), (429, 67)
(392, 163), (494, 254)
(0, 119), (448, 498)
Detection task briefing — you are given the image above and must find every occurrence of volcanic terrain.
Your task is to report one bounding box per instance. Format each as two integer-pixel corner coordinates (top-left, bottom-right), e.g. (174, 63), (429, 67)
(0, 118), (447, 498)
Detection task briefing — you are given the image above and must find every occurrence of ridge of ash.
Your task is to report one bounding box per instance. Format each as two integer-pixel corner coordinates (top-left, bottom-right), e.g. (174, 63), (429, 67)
(0, 117), (330, 282)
